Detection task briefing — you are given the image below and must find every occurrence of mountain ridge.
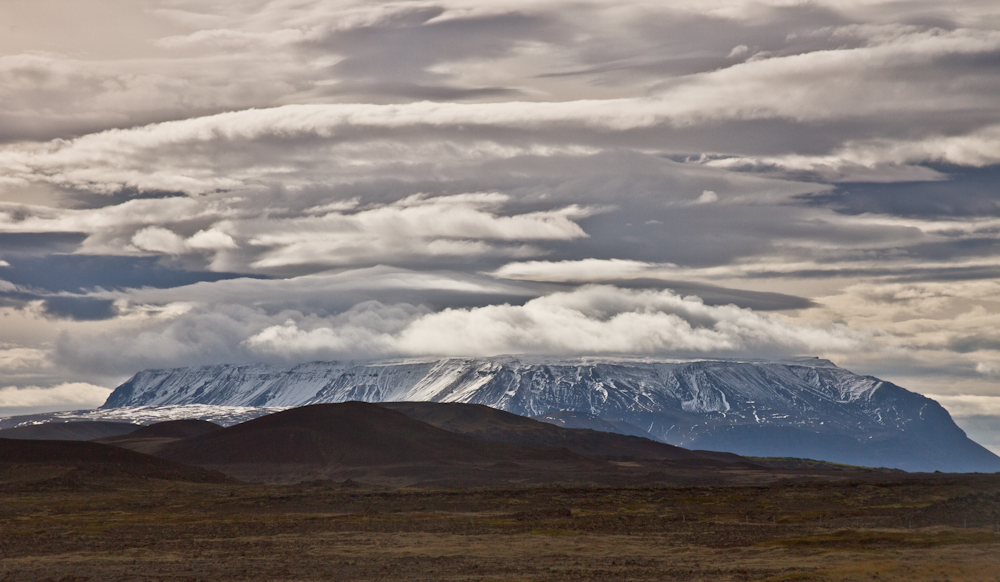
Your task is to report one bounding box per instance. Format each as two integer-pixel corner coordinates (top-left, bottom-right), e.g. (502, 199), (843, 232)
(98, 357), (1000, 472)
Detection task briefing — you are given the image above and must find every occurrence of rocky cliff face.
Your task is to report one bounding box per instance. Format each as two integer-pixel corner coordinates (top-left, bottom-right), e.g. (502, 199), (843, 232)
(101, 356), (1000, 472)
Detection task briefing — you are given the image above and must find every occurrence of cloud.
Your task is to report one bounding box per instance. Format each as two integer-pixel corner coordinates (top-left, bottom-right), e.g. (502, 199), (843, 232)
(0, 254), (249, 295)
(48, 267), (536, 377)
(5, 19), (1000, 196)
(0, 101), (656, 195)
(493, 259), (677, 282)
(693, 190), (719, 204)
(44, 281), (869, 379)
(248, 193), (599, 269)
(0, 346), (49, 372)
(0, 196), (219, 236)
(491, 247), (1000, 282)
(245, 285), (870, 360)
(976, 362), (1000, 375)
(132, 226), (237, 255)
(924, 394), (1000, 418)
(155, 28), (308, 50)
(704, 125), (1000, 181)
(0, 382), (112, 415)
(3, 0), (1000, 451)
(727, 45), (749, 58)
(0, 191), (605, 274)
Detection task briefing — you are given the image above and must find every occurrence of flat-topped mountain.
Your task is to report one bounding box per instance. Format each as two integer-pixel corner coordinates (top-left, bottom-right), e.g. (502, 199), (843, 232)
(100, 357), (1000, 472)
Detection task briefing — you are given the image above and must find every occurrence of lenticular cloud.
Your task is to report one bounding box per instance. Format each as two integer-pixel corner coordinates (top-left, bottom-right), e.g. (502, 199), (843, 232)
(245, 285), (870, 359)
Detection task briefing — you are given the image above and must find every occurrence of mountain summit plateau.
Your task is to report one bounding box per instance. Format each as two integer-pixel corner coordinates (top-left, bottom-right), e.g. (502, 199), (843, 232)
(100, 357), (1000, 472)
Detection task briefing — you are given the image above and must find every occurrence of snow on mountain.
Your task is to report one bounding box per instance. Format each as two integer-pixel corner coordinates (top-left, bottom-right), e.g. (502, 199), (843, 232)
(21, 355), (988, 473)
(531, 411), (654, 439)
(101, 356), (901, 435)
(0, 405), (283, 430)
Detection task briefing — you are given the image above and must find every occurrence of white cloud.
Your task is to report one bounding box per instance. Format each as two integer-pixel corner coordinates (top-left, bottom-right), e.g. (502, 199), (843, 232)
(155, 28), (308, 50)
(131, 226), (188, 254)
(186, 228), (239, 251)
(492, 259), (677, 282)
(0, 382), (111, 410)
(1, 191), (601, 270)
(125, 265), (528, 305)
(694, 190), (719, 204)
(0, 197), (221, 235)
(0, 196), (240, 260)
(248, 193), (599, 269)
(3, 0), (1000, 443)
(704, 125), (1000, 180)
(245, 285), (871, 359)
(727, 45), (749, 58)
(925, 394), (1000, 418)
(4, 21), (1000, 196)
(132, 226), (237, 255)
(0, 346), (50, 372)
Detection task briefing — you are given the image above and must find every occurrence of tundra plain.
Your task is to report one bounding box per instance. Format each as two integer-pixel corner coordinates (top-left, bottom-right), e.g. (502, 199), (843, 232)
(2, 471), (1000, 582)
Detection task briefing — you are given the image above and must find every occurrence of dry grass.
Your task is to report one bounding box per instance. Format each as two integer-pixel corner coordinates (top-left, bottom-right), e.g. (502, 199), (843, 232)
(1, 474), (999, 581)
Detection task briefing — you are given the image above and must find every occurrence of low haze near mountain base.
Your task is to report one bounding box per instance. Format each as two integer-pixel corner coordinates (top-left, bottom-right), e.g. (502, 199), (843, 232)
(2, 1), (1000, 454)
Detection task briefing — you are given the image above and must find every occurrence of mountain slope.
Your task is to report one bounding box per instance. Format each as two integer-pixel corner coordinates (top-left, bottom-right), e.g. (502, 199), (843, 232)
(531, 411), (655, 439)
(127, 419), (222, 439)
(0, 439), (231, 486)
(0, 421), (141, 441)
(100, 357), (1000, 472)
(379, 401), (743, 463)
(0, 405), (283, 430)
(153, 402), (592, 484)
(94, 419), (225, 456)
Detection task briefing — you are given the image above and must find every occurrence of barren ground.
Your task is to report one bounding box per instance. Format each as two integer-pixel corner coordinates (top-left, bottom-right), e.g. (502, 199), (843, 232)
(2, 472), (1000, 581)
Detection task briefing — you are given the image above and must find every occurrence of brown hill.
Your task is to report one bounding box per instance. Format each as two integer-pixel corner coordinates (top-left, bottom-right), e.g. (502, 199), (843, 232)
(0, 421), (141, 441)
(0, 438), (232, 488)
(128, 419), (222, 439)
(95, 419), (225, 456)
(154, 402), (586, 484)
(379, 401), (746, 464)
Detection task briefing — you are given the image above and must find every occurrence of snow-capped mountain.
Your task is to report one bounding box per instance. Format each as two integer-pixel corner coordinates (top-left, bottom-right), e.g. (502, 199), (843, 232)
(0, 405), (283, 430)
(100, 356), (1000, 472)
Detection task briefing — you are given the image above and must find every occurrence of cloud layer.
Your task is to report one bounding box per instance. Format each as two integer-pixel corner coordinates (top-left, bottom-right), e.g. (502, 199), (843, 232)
(0, 382), (112, 417)
(1, 0), (1000, 430)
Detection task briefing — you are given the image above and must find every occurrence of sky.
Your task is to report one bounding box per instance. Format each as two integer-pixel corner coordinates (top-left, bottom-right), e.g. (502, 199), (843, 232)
(2, 0), (1000, 451)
